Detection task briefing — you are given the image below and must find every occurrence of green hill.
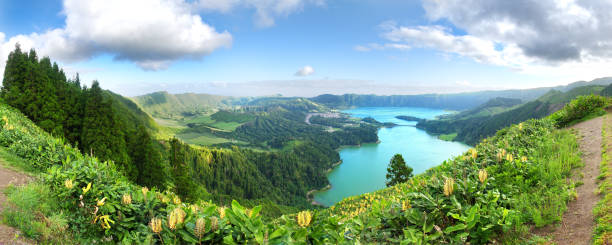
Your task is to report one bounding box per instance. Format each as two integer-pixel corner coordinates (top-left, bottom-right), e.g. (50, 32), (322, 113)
(133, 91), (245, 119)
(418, 85), (605, 145)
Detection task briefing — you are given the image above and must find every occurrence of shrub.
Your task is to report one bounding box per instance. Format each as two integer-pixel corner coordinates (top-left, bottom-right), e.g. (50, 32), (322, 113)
(549, 94), (608, 127)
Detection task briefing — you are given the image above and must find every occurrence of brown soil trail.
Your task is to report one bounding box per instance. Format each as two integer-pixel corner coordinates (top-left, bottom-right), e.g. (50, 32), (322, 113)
(0, 159), (32, 244)
(545, 116), (604, 245)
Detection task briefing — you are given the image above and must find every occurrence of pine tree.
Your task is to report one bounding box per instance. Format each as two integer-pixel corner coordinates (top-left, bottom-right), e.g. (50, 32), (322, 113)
(129, 125), (166, 188)
(386, 154), (413, 187)
(169, 138), (198, 201)
(81, 81), (131, 175)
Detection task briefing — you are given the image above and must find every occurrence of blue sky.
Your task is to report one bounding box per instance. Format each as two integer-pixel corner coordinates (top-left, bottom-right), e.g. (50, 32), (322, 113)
(1, 0), (611, 97)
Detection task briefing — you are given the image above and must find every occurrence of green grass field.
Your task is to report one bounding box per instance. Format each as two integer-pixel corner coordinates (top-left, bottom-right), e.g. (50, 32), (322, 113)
(176, 132), (231, 146)
(184, 115), (245, 131)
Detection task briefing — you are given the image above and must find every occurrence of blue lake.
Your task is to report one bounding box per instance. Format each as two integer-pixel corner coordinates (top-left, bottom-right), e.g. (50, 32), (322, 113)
(313, 107), (471, 206)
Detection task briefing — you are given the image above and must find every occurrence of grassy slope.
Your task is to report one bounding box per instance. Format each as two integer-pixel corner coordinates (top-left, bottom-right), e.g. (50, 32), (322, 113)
(595, 114), (612, 244)
(132, 91), (238, 119)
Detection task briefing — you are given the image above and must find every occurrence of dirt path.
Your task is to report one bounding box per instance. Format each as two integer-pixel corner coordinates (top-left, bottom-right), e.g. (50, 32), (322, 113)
(546, 116), (603, 245)
(0, 160), (32, 244)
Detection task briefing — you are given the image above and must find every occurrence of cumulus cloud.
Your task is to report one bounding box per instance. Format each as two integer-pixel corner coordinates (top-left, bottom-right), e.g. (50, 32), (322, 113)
(194, 0), (325, 27)
(0, 0), (233, 71)
(363, 0), (612, 82)
(295, 65), (315, 76)
(417, 0), (612, 64)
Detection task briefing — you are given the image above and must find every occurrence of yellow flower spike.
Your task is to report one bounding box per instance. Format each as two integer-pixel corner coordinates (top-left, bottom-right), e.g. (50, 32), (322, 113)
(122, 194), (132, 205)
(141, 187), (149, 197)
(82, 182), (92, 194)
(496, 152), (504, 162)
(443, 178), (455, 196)
(506, 154), (513, 162)
(190, 204), (199, 214)
(218, 206), (226, 219)
(194, 217), (206, 238)
(478, 169), (488, 183)
(173, 196), (182, 205)
(149, 218), (162, 233)
(64, 179), (73, 189)
(96, 215), (114, 230)
(470, 149), (478, 159)
(518, 122), (523, 130)
(97, 197), (106, 206)
(401, 200), (411, 211)
(210, 216), (219, 231)
(168, 211), (178, 230)
(297, 211), (312, 227)
(521, 156), (528, 162)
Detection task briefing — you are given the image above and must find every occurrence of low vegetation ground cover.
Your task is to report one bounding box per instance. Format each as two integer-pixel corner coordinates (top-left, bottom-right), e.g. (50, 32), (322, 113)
(0, 95), (608, 244)
(594, 114), (612, 244)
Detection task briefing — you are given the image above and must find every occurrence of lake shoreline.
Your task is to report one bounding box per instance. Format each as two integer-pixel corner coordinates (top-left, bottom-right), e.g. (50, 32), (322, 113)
(307, 160), (343, 206)
(311, 107), (471, 207)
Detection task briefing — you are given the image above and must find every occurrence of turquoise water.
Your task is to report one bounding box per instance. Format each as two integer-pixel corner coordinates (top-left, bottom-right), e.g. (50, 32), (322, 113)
(313, 107), (470, 206)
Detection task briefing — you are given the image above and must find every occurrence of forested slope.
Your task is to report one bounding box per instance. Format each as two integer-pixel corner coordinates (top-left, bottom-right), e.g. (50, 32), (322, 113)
(418, 85), (606, 145)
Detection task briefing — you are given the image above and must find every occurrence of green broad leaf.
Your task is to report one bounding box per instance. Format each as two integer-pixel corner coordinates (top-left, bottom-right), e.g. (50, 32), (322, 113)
(231, 200), (244, 214)
(223, 235), (237, 245)
(269, 228), (286, 240)
(250, 205), (263, 218)
(466, 205), (478, 223)
(451, 195), (462, 210)
(178, 229), (198, 243)
(202, 205), (216, 216)
(423, 221), (434, 233)
(448, 212), (463, 221)
(444, 223), (466, 234)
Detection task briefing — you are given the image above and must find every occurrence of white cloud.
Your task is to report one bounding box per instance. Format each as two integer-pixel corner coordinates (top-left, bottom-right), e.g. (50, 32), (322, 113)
(194, 0), (325, 27)
(295, 65), (315, 76)
(367, 0), (612, 83)
(354, 43), (410, 52)
(0, 0), (233, 71)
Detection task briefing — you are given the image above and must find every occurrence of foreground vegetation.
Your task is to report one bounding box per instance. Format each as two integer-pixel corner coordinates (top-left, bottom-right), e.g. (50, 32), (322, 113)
(1, 92), (608, 243)
(595, 114), (612, 244)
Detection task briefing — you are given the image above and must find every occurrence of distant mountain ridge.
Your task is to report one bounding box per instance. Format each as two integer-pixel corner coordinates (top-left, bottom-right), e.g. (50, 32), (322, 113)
(310, 77), (612, 110)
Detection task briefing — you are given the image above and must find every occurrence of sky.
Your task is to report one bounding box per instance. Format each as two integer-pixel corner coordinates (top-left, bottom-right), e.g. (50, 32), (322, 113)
(1, 0), (612, 97)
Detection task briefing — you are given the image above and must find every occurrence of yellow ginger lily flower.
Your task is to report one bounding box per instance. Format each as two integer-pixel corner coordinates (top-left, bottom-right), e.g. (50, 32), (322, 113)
(194, 218), (206, 238)
(82, 183), (92, 194)
(443, 178), (455, 196)
(122, 194), (132, 205)
(470, 149), (478, 159)
(173, 196), (182, 205)
(210, 217), (219, 231)
(149, 218), (162, 233)
(97, 197), (106, 206)
(297, 210), (312, 227)
(64, 179), (73, 189)
(141, 187), (149, 196)
(478, 169), (488, 183)
(506, 154), (514, 162)
(218, 206), (226, 219)
(94, 215), (115, 230)
(401, 200), (411, 211)
(168, 208), (186, 230)
(521, 156), (528, 162)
